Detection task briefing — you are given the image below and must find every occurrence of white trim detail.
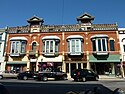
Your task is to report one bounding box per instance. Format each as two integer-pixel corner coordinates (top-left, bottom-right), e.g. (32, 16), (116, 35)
(67, 35), (83, 39)
(42, 36), (60, 40)
(91, 34), (108, 39)
(42, 55), (63, 62)
(10, 37), (28, 41)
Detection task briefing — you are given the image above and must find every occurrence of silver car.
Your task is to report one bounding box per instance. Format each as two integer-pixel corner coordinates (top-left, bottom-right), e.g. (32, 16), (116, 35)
(0, 70), (18, 79)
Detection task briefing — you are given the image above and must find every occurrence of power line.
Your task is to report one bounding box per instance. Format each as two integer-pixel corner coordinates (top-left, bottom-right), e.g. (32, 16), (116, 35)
(61, 0), (64, 24)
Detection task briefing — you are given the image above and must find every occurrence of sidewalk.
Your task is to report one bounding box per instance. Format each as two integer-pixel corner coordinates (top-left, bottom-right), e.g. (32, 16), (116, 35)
(67, 75), (125, 81)
(99, 75), (125, 80)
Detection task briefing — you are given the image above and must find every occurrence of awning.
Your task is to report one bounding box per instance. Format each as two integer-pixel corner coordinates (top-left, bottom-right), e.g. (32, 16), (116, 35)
(42, 55), (62, 62)
(65, 61), (87, 63)
(42, 36), (60, 40)
(10, 37), (28, 41)
(6, 61), (27, 64)
(89, 54), (120, 63)
(67, 35), (83, 39)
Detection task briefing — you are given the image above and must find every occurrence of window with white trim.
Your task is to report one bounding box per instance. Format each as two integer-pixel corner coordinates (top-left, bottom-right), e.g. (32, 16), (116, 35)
(91, 36), (108, 55)
(122, 39), (125, 53)
(0, 43), (1, 53)
(10, 41), (26, 56)
(0, 35), (2, 40)
(110, 40), (115, 51)
(123, 45), (125, 52)
(67, 39), (83, 55)
(42, 40), (59, 55)
(32, 42), (37, 51)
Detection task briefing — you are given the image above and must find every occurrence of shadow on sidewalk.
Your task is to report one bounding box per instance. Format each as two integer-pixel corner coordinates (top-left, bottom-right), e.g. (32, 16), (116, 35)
(0, 83), (9, 94)
(65, 83), (113, 94)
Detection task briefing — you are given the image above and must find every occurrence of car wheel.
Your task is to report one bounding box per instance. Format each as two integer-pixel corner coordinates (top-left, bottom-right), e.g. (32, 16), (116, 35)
(42, 76), (48, 81)
(23, 76), (28, 80)
(82, 77), (86, 82)
(74, 79), (77, 81)
(95, 77), (99, 81)
(0, 75), (3, 79)
(62, 75), (67, 80)
(17, 77), (20, 80)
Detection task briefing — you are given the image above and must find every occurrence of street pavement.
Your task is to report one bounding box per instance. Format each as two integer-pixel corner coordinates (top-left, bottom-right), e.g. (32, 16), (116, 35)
(0, 76), (125, 94)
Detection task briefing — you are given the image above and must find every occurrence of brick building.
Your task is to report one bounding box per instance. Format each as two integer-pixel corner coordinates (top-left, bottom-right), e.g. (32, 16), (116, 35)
(5, 13), (121, 77)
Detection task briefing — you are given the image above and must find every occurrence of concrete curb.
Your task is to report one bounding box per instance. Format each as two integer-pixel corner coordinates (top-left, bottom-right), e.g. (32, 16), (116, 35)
(67, 77), (125, 81)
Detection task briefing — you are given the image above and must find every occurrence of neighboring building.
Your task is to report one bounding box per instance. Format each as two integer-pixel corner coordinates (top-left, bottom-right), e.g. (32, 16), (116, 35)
(118, 28), (125, 77)
(5, 13), (121, 77)
(0, 28), (7, 71)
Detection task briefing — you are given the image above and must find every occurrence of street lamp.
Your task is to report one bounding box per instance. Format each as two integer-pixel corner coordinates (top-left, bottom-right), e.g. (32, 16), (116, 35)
(120, 58), (124, 78)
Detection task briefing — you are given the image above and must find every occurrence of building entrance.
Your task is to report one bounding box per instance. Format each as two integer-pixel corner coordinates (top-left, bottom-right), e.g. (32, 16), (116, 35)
(70, 63), (76, 74)
(91, 63), (111, 75)
(30, 62), (36, 71)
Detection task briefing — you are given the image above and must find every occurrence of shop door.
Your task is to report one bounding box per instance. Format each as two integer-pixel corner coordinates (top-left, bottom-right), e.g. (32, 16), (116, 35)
(95, 63), (105, 75)
(70, 63), (76, 74)
(30, 62), (36, 71)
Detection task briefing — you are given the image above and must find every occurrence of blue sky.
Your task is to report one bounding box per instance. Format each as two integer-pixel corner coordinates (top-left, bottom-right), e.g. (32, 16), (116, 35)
(0, 0), (125, 28)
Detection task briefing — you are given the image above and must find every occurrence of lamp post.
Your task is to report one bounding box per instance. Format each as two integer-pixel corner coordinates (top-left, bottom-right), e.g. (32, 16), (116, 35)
(120, 58), (124, 78)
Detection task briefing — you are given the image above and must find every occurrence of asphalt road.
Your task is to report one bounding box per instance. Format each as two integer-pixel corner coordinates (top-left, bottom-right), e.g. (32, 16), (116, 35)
(0, 79), (125, 94)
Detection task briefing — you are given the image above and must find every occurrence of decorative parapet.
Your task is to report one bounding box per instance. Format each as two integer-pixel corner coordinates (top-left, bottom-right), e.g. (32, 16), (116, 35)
(92, 24), (118, 31)
(40, 24), (81, 32)
(7, 26), (30, 33)
(6, 23), (118, 33)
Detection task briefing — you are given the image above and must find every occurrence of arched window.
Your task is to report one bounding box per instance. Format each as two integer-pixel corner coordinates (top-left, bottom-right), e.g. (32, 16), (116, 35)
(122, 39), (125, 52)
(109, 40), (115, 51)
(32, 42), (36, 51)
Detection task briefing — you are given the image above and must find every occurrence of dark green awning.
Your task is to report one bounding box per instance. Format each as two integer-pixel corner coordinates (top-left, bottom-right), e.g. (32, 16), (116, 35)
(89, 54), (120, 63)
(7, 61), (27, 64)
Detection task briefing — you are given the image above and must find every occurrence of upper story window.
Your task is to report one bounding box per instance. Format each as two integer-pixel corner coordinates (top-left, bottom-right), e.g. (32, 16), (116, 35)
(32, 42), (37, 51)
(109, 40), (115, 51)
(0, 35), (2, 40)
(42, 36), (60, 56)
(10, 37), (27, 56)
(67, 35), (83, 55)
(0, 43), (1, 53)
(91, 35), (108, 55)
(123, 45), (125, 52)
(122, 39), (125, 53)
(32, 29), (37, 32)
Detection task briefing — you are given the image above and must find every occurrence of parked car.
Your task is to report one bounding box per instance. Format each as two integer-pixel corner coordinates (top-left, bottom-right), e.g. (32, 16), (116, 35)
(17, 71), (36, 80)
(71, 69), (99, 82)
(34, 69), (67, 81)
(0, 70), (18, 79)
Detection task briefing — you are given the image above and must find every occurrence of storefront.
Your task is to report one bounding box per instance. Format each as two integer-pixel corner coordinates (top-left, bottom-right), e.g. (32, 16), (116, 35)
(6, 61), (27, 73)
(30, 59), (37, 71)
(65, 61), (87, 77)
(38, 55), (63, 71)
(89, 54), (120, 76)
